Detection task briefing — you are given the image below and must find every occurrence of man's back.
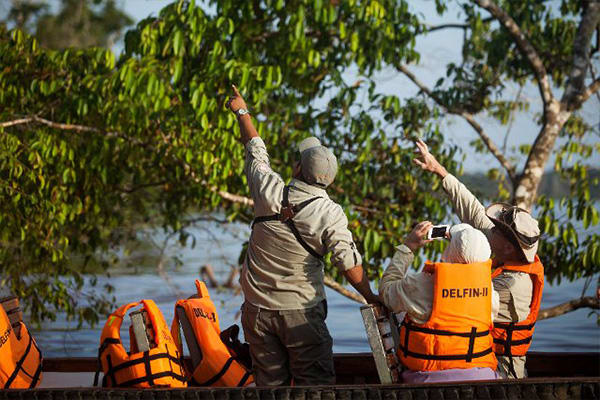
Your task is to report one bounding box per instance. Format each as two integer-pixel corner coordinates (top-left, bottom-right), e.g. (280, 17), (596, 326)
(241, 137), (361, 310)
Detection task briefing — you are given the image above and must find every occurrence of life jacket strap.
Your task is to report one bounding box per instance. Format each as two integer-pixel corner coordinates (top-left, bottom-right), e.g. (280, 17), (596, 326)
(94, 337), (120, 387)
(100, 348), (185, 387)
(237, 370), (252, 387)
(3, 330), (35, 389)
(251, 185), (323, 259)
(492, 322), (534, 378)
(400, 320), (492, 362)
(192, 356), (235, 386)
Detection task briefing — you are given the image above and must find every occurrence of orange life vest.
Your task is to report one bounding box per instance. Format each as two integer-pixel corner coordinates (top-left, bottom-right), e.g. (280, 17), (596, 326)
(0, 306), (42, 388)
(171, 280), (253, 387)
(398, 260), (497, 371)
(96, 299), (186, 388)
(491, 256), (544, 360)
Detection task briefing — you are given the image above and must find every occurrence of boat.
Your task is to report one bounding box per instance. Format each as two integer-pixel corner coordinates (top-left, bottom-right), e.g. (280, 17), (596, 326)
(1, 352), (598, 399)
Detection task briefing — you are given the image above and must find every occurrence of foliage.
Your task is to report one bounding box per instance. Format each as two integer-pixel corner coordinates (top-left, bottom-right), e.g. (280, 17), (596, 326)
(2, 0), (132, 49)
(424, 0), (600, 285)
(0, 0), (598, 324)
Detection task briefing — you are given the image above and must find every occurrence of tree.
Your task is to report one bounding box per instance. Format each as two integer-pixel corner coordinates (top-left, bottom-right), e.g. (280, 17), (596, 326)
(2, 0), (132, 49)
(0, 0), (598, 325)
(395, 0), (600, 294)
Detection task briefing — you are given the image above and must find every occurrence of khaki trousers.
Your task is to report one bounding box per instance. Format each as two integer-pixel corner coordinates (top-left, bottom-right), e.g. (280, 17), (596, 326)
(241, 300), (335, 386)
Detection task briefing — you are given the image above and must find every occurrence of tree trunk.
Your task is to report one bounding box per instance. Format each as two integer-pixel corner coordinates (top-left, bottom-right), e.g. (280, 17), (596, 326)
(513, 105), (571, 209)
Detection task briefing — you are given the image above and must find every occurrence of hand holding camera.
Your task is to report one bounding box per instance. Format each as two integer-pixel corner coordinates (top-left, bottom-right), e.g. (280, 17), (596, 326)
(405, 222), (450, 253)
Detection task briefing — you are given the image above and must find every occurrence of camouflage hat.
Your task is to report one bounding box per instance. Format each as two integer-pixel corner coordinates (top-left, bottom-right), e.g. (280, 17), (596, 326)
(297, 137), (338, 188)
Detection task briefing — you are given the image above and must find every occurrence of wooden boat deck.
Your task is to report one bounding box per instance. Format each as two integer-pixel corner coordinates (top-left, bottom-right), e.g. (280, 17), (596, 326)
(1, 352), (598, 399)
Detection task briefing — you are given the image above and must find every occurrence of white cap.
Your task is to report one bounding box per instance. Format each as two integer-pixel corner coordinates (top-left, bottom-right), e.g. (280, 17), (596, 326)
(441, 224), (491, 264)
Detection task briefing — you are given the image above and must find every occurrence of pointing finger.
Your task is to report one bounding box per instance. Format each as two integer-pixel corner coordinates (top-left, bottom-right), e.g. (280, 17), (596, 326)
(232, 84), (241, 97)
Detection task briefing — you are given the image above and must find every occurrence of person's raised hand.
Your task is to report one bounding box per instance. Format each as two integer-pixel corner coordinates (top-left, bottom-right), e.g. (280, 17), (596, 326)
(413, 139), (448, 178)
(226, 84), (248, 114)
(405, 221), (434, 253)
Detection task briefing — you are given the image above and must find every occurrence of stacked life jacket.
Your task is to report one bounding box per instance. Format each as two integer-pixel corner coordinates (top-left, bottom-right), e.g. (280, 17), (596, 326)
(171, 280), (253, 387)
(398, 260), (497, 372)
(96, 299), (186, 388)
(491, 255), (544, 377)
(0, 305), (42, 388)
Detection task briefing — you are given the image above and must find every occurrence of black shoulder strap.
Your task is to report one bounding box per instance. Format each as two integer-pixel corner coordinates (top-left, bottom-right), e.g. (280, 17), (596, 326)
(251, 185), (323, 259)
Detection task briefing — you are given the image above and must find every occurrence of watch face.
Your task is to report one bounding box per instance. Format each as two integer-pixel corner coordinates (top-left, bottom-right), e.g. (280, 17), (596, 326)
(237, 109), (249, 115)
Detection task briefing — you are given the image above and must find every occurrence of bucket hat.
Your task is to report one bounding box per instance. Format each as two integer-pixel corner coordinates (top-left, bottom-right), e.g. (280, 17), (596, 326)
(485, 203), (540, 263)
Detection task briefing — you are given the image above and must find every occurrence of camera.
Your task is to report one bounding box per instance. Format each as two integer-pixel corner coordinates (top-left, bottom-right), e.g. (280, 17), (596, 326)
(427, 225), (450, 240)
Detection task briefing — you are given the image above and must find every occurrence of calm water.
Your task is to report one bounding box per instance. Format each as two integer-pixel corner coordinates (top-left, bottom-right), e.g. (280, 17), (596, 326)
(32, 220), (599, 357)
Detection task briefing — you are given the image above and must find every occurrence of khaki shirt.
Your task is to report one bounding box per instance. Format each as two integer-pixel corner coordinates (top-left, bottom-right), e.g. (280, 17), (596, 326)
(442, 174), (534, 378)
(380, 244), (500, 325)
(240, 137), (362, 310)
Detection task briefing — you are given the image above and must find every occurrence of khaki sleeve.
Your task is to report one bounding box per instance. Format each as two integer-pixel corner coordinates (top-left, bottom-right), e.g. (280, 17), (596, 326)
(492, 289), (500, 322)
(380, 245), (433, 323)
(441, 174), (495, 232)
(244, 137), (285, 215)
(322, 205), (362, 272)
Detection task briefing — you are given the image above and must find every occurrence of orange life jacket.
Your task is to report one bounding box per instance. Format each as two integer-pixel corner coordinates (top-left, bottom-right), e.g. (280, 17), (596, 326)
(96, 299), (186, 388)
(0, 306), (42, 388)
(171, 280), (253, 387)
(398, 260), (497, 371)
(491, 256), (544, 361)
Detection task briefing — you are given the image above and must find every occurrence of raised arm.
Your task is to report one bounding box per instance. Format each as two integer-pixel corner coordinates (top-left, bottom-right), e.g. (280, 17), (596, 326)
(413, 140), (494, 231)
(226, 85), (283, 215)
(380, 221), (434, 323)
(226, 85), (258, 145)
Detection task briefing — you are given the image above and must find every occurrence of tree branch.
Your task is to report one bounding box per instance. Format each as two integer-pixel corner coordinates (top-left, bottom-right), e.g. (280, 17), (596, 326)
(398, 64), (517, 183)
(537, 296), (599, 320)
(0, 115), (145, 145)
(473, 0), (554, 107)
(425, 23), (470, 32)
(577, 77), (600, 106)
(421, 17), (494, 34)
(561, 1), (600, 110)
(0, 116), (98, 132)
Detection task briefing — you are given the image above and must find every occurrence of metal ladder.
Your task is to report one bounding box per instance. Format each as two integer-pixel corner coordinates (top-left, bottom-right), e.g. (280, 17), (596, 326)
(360, 305), (403, 384)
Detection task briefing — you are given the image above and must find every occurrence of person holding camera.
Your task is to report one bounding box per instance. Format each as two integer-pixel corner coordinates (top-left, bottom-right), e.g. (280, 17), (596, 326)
(225, 85), (379, 386)
(412, 139), (544, 379)
(380, 222), (500, 383)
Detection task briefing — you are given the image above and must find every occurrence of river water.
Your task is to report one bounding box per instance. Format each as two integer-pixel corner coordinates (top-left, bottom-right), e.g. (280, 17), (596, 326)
(32, 220), (599, 357)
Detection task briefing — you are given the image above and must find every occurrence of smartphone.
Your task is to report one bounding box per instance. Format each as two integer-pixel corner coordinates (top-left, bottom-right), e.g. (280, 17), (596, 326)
(427, 225), (450, 240)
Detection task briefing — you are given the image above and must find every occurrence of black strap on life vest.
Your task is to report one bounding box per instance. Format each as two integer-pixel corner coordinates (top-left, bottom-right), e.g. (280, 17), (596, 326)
(192, 356), (235, 386)
(94, 337), (120, 387)
(492, 321), (535, 378)
(399, 320), (493, 362)
(251, 185), (323, 259)
(3, 329), (42, 389)
(94, 338), (185, 387)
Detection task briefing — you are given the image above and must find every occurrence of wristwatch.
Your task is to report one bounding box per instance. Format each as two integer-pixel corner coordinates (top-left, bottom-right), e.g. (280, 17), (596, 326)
(235, 108), (250, 117)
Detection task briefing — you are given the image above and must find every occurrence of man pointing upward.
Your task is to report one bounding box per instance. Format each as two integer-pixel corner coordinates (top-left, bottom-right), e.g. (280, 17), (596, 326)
(226, 85), (379, 386)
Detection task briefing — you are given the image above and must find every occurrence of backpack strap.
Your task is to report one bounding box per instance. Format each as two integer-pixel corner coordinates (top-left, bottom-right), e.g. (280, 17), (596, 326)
(251, 186), (323, 259)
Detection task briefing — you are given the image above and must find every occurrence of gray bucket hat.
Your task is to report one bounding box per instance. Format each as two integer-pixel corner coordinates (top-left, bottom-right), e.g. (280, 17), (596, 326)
(485, 203), (540, 263)
(297, 137), (338, 188)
